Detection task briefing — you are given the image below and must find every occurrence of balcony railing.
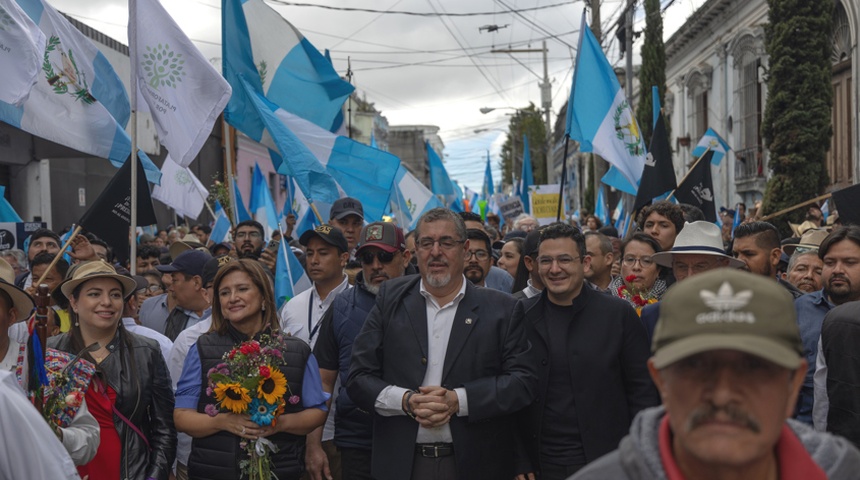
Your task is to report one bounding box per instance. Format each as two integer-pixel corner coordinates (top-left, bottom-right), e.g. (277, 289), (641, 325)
(734, 146), (765, 182)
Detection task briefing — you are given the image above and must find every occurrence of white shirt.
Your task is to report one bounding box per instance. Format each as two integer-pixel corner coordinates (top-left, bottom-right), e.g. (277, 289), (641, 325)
(279, 275), (351, 442)
(0, 371), (81, 479)
(122, 318), (173, 363)
(167, 316), (212, 468)
(813, 335), (829, 431)
(374, 277), (470, 444)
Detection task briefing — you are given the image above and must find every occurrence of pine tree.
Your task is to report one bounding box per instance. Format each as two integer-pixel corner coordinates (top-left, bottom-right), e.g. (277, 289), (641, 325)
(761, 0), (833, 234)
(636, 0), (667, 147)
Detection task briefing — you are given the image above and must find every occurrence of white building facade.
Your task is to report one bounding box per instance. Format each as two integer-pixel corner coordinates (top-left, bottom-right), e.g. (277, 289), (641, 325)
(664, 0), (857, 209)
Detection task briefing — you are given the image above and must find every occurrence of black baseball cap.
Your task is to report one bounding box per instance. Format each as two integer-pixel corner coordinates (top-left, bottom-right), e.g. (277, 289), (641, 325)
(156, 249), (211, 277)
(299, 224), (349, 253)
(202, 255), (234, 287)
(329, 197), (364, 221)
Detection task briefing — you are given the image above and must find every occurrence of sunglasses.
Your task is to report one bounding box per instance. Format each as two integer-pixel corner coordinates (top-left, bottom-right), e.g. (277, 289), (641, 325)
(360, 250), (396, 265)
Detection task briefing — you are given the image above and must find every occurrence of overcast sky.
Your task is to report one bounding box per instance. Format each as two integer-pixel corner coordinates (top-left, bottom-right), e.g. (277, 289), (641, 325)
(49, 0), (707, 192)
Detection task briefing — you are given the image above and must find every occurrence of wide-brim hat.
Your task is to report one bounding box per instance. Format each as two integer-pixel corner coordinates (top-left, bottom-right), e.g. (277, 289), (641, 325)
(789, 220), (821, 238)
(651, 221), (745, 268)
(59, 260), (138, 300)
(782, 228), (830, 256)
(0, 257), (35, 322)
(169, 233), (207, 259)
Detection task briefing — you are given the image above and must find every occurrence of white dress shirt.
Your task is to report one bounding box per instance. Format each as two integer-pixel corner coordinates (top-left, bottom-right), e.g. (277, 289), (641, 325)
(813, 335), (829, 431)
(122, 317), (174, 363)
(374, 276), (470, 443)
(279, 275), (351, 442)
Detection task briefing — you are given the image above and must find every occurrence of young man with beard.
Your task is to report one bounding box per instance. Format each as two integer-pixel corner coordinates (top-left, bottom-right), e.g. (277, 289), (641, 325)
(459, 212), (514, 293)
(732, 221), (804, 298)
(516, 223), (658, 479)
(233, 220), (266, 259)
(463, 229), (492, 287)
(572, 269), (860, 480)
(280, 225), (351, 480)
(312, 222), (414, 480)
(347, 208), (537, 480)
(794, 226), (860, 425)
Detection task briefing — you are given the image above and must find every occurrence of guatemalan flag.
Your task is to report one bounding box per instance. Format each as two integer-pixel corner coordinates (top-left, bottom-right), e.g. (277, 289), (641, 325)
(0, 0), (44, 105)
(249, 163), (280, 240)
(222, 0), (354, 134)
(0, 0), (161, 183)
(389, 165), (443, 230)
(274, 234), (311, 308)
(566, 12), (647, 193)
(692, 128), (731, 165)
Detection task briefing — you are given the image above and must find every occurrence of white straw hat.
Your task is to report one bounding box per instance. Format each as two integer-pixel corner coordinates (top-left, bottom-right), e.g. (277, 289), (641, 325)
(651, 221), (745, 268)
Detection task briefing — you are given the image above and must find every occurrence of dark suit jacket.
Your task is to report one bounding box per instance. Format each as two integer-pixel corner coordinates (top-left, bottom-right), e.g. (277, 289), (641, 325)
(347, 275), (538, 480)
(517, 286), (660, 473)
(641, 302), (660, 344)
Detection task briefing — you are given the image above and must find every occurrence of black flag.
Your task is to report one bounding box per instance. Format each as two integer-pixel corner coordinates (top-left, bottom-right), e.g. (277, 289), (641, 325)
(674, 150), (717, 223)
(79, 157), (157, 264)
(832, 183), (860, 226)
(634, 111), (677, 211)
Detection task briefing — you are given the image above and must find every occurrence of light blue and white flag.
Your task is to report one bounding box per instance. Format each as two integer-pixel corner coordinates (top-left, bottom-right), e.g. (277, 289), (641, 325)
(275, 228), (311, 308)
(613, 198), (625, 231)
(222, 0), (354, 134)
(482, 151), (495, 201)
(566, 12), (646, 191)
(427, 140), (456, 205)
(249, 163), (279, 240)
(521, 135), (534, 213)
(130, 0), (231, 167)
(0, 0), (161, 183)
(0, 186), (22, 222)
(284, 176), (318, 237)
(0, 0), (44, 105)
(210, 200), (231, 244)
(389, 164), (443, 230)
(240, 80), (397, 222)
(232, 178), (252, 222)
(692, 128), (731, 165)
(595, 185), (609, 225)
(821, 199), (830, 222)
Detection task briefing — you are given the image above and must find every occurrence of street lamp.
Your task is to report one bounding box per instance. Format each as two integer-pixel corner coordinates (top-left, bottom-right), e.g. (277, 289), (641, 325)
(474, 128), (507, 134)
(479, 106), (519, 114)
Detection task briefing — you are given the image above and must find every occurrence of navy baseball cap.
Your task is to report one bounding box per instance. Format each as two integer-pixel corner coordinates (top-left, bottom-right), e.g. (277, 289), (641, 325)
(156, 249), (211, 277)
(300, 224), (349, 253)
(329, 197), (364, 220)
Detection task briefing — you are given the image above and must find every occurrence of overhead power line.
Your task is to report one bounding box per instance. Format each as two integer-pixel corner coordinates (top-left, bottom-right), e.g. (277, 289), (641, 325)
(265, 0), (572, 17)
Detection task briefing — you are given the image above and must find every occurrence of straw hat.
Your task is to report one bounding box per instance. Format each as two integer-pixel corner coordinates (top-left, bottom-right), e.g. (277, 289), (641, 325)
(58, 260), (139, 300)
(169, 233), (207, 260)
(0, 257), (35, 321)
(782, 229), (830, 256)
(789, 220), (821, 238)
(651, 221), (745, 268)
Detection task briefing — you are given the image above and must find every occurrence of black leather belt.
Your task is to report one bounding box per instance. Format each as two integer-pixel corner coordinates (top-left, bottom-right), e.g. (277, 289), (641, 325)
(415, 443), (454, 458)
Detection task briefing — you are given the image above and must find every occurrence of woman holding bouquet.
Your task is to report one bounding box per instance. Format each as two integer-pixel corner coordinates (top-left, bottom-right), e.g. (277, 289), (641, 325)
(174, 259), (329, 480)
(50, 260), (177, 480)
(607, 233), (668, 312)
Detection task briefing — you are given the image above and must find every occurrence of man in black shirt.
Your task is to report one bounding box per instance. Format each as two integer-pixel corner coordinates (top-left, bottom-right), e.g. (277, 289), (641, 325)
(516, 223), (659, 479)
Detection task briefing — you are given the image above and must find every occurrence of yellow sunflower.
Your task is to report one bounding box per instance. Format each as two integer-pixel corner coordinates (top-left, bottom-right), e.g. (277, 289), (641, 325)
(214, 383), (251, 414)
(257, 367), (287, 404)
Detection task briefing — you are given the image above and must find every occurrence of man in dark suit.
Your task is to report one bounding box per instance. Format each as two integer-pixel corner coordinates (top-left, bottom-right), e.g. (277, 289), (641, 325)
(347, 208), (538, 480)
(516, 223), (660, 479)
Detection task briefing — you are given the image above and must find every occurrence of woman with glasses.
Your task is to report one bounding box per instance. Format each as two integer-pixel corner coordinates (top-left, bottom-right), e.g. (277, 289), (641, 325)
(607, 233), (668, 309)
(139, 270), (165, 301)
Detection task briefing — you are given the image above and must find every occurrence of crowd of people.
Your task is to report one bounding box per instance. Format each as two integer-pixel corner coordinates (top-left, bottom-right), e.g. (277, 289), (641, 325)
(2, 196), (860, 480)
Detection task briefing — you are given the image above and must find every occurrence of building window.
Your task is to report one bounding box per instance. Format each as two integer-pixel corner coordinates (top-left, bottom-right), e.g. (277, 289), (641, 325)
(734, 40), (764, 181)
(685, 69), (711, 148)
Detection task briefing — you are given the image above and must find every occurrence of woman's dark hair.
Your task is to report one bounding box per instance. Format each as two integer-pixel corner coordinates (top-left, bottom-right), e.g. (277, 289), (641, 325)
(210, 259), (279, 336)
(66, 276), (133, 374)
(621, 233), (665, 276)
(503, 238), (524, 256)
(585, 215), (603, 229)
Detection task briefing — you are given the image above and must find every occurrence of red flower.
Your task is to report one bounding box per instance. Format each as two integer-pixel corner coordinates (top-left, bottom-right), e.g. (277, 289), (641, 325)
(616, 286), (626, 296)
(259, 366), (271, 378)
(625, 274), (637, 283)
(632, 295), (645, 306)
(228, 349), (237, 360)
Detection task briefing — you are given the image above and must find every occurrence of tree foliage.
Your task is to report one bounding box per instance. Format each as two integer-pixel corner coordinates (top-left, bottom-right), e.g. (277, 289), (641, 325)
(636, 0), (667, 147)
(500, 103), (548, 185)
(761, 0), (833, 234)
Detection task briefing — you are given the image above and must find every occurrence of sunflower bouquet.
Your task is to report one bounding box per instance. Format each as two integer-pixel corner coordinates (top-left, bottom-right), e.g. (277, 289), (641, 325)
(206, 334), (300, 480)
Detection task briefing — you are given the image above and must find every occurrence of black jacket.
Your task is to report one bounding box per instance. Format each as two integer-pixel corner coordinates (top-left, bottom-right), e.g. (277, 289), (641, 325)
(517, 286), (660, 474)
(51, 327), (177, 480)
(347, 275), (538, 480)
(821, 301), (860, 448)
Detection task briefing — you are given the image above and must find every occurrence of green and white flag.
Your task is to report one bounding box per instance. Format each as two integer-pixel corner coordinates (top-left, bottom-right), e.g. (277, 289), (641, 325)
(0, 0), (44, 105)
(129, 0), (231, 167)
(151, 155), (209, 219)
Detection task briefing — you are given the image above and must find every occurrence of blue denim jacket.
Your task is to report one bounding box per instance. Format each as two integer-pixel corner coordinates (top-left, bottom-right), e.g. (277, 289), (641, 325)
(794, 289), (833, 425)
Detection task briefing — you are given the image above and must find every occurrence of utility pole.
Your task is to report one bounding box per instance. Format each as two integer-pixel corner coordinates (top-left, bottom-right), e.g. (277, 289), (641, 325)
(625, 0), (635, 99)
(490, 45), (553, 184)
(590, 0), (608, 214)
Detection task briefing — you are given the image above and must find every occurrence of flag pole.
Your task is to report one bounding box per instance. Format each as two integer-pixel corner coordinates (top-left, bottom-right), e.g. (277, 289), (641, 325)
(308, 201), (324, 224)
(36, 226), (82, 286)
(665, 146), (711, 202)
(760, 193), (832, 222)
(129, 0), (139, 274)
(223, 117), (239, 225)
(556, 136), (570, 222)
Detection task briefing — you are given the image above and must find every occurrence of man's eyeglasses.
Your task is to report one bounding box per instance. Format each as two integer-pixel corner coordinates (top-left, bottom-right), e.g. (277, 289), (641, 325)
(466, 250), (489, 261)
(235, 231), (262, 240)
(140, 284), (163, 295)
(622, 256), (655, 268)
(537, 255), (581, 268)
(416, 237), (464, 251)
(360, 250), (396, 265)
